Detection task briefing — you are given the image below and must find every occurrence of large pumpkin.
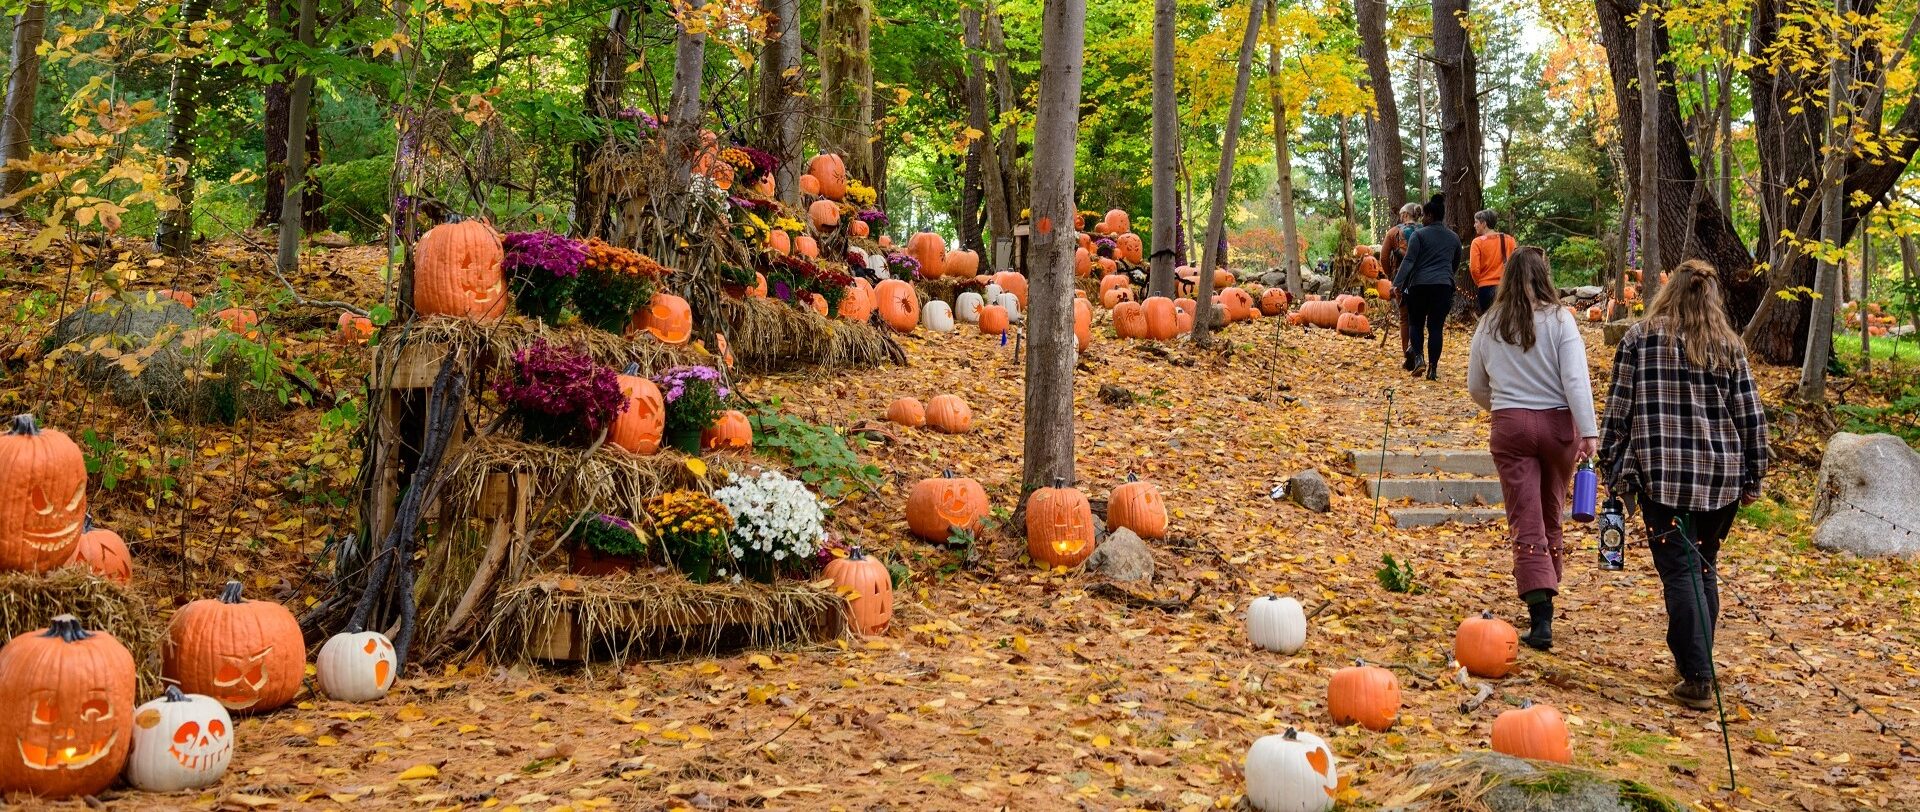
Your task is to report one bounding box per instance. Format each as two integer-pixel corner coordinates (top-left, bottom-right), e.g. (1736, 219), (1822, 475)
(824, 547), (894, 634)
(955, 291), (985, 324)
(1491, 700), (1571, 763)
(921, 300), (956, 332)
(977, 304), (1010, 337)
(1108, 473), (1167, 539)
(838, 279), (875, 322)
(1219, 288), (1255, 322)
(1327, 660), (1401, 731)
(907, 232), (947, 278)
(634, 292), (694, 345)
(413, 220), (506, 319)
(1027, 477), (1096, 568)
(701, 410), (753, 451)
(795, 234), (821, 258)
(906, 469), (990, 542)
(609, 364), (666, 455)
(1334, 294), (1366, 315)
(1115, 232), (1144, 264)
(1138, 296), (1178, 341)
(1097, 257), (1118, 276)
(1248, 595), (1307, 654)
(874, 279), (920, 333)
(1374, 279), (1394, 299)
(1102, 208), (1131, 234)
(946, 249), (981, 279)
(1101, 286), (1135, 309)
(1099, 273), (1131, 301)
(1244, 727), (1337, 812)
(1357, 255), (1383, 280)
(164, 582), (305, 713)
(126, 685), (232, 792)
(1112, 301), (1148, 338)
(1212, 267), (1236, 289)
(798, 173), (821, 196)
(0, 414), (88, 573)
(991, 271), (1029, 307)
(1259, 288), (1290, 316)
(807, 153), (848, 200)
(0, 616), (136, 798)
(1073, 298), (1092, 352)
(70, 516), (132, 584)
(1455, 610), (1520, 679)
(1298, 300), (1341, 329)
(926, 395), (972, 434)
(886, 397), (926, 428)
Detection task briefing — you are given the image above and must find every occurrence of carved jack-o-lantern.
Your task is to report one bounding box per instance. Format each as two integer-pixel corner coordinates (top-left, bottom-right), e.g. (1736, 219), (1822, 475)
(316, 630), (399, 703)
(163, 582), (305, 714)
(1026, 477), (1096, 568)
(412, 220), (507, 320)
(0, 616), (135, 798)
(905, 469), (991, 542)
(609, 364), (666, 455)
(0, 414), (88, 573)
(126, 686), (232, 792)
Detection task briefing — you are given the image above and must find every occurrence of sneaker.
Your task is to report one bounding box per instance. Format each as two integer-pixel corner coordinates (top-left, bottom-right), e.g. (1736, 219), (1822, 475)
(1669, 680), (1715, 710)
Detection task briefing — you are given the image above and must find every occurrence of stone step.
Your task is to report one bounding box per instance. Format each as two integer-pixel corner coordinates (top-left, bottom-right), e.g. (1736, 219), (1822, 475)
(1347, 448), (1497, 477)
(1366, 477), (1505, 505)
(1387, 507), (1508, 528)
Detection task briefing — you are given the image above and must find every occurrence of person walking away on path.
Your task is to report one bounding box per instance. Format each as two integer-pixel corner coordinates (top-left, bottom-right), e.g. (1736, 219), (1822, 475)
(1467, 247), (1597, 652)
(1393, 194), (1461, 380)
(1597, 259), (1769, 710)
(1382, 202), (1423, 357)
(1471, 209), (1517, 314)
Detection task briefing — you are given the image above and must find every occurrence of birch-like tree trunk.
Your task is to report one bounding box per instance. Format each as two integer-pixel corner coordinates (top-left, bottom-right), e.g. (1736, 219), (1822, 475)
(757, 0), (803, 205)
(1148, 0), (1178, 298)
(1797, 3), (1848, 401)
(965, 8), (1010, 259)
(1267, 0), (1301, 299)
(1190, 0), (1265, 347)
(1020, 0), (1087, 496)
(0, 2), (47, 211)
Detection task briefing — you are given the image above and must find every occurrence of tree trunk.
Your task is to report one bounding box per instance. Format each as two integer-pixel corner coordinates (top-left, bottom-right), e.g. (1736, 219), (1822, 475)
(1859, 224), (1871, 373)
(0, 1), (47, 210)
(1338, 114), (1355, 224)
(1356, 0), (1407, 218)
(261, 79), (289, 226)
(275, 0), (315, 276)
(1190, 0), (1264, 347)
(819, 0), (875, 181)
(1415, 52), (1429, 200)
(1797, 4), (1848, 401)
(662, 0), (707, 244)
(1267, 0), (1301, 299)
(757, 0), (803, 206)
(1635, 0), (1663, 304)
(1432, 0), (1483, 285)
(1901, 235), (1919, 337)
(153, 0), (210, 253)
(1021, 0), (1087, 496)
(986, 5), (1023, 234)
(572, 8), (631, 239)
(871, 82), (890, 214)
(964, 7), (1009, 258)
(1148, 0), (1178, 298)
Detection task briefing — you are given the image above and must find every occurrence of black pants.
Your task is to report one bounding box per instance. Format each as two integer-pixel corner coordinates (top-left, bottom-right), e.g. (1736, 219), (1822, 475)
(1641, 499), (1739, 683)
(1477, 285), (1498, 313)
(1403, 284), (1453, 369)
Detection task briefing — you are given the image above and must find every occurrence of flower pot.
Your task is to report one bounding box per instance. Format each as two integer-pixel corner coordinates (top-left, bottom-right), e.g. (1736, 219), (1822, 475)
(668, 428), (703, 454)
(740, 556), (777, 584)
(569, 541), (640, 576)
(667, 550), (715, 584)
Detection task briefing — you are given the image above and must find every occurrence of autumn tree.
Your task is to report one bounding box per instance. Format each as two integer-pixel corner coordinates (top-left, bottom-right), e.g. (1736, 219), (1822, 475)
(820, 0), (876, 180)
(1431, 0), (1483, 276)
(0, 2), (48, 212)
(1355, 0), (1407, 222)
(757, 0), (804, 206)
(1149, 0), (1179, 298)
(1191, 0), (1265, 347)
(1022, 0), (1087, 495)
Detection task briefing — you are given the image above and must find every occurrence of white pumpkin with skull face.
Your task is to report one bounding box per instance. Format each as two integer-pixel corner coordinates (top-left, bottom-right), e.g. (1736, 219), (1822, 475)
(316, 631), (398, 702)
(126, 687), (232, 792)
(1244, 727), (1337, 812)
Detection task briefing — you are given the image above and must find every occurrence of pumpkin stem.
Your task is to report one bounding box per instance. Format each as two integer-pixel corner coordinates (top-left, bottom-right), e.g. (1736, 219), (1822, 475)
(43, 614), (92, 642)
(219, 581), (246, 604)
(1481, 610), (1494, 620)
(163, 685), (188, 702)
(1520, 699), (1534, 709)
(942, 467), (955, 479)
(624, 362), (640, 376)
(83, 513), (94, 533)
(1051, 476), (1066, 489)
(7, 413), (39, 435)
(846, 546), (867, 561)
(1282, 727), (1299, 741)
(1125, 471), (1138, 483)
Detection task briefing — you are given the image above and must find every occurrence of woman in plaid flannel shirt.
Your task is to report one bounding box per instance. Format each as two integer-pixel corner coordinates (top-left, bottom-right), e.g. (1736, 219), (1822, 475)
(1598, 259), (1769, 710)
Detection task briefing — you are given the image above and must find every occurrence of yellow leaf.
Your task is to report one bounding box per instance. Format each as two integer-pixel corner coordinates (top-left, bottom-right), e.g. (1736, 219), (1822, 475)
(684, 458), (708, 477)
(398, 764), (440, 780)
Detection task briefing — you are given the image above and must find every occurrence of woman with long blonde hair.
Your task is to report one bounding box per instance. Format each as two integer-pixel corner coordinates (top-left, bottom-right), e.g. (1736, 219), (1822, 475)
(1598, 259), (1769, 710)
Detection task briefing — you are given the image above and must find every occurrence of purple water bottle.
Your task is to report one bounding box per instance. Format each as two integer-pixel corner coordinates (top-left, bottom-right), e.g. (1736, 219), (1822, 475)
(1571, 459), (1598, 522)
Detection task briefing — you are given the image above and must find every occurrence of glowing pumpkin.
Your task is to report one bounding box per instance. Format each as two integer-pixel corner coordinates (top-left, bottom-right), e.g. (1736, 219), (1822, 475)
(0, 616), (135, 798)
(1027, 478), (1095, 568)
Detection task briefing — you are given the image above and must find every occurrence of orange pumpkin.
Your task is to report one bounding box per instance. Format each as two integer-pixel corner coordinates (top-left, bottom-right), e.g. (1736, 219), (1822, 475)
(798, 173), (821, 196)
(1112, 301), (1148, 338)
(824, 547), (894, 635)
(926, 394), (972, 434)
(808, 199), (841, 230)
(992, 271), (1029, 307)
(0, 616), (136, 798)
(752, 173), (776, 198)
(906, 468), (990, 542)
(635, 292), (693, 345)
(1097, 257), (1118, 275)
(1491, 700), (1571, 763)
(1115, 232), (1144, 264)
(336, 312), (374, 345)
(1212, 267), (1235, 289)
(1375, 279), (1394, 299)
(877, 235), (895, 250)
(609, 364), (665, 455)
(795, 234), (821, 258)
(1027, 477), (1096, 568)
(1108, 473), (1167, 539)
(1073, 298), (1092, 351)
(1298, 300), (1342, 329)
(413, 220), (506, 320)
(977, 304), (1010, 337)
(1141, 296), (1178, 341)
(908, 232), (947, 278)
(1622, 284), (1640, 302)
(946, 249), (981, 279)
(1175, 308), (1194, 334)
(1219, 288), (1255, 322)
(1102, 208), (1131, 234)
(1586, 304), (1604, 322)
(0, 414), (88, 573)
(751, 272), (769, 298)
(69, 516), (132, 584)
(1259, 288), (1289, 316)
(1337, 294), (1367, 315)
(768, 229), (792, 255)
(838, 279), (875, 322)
(1455, 610), (1520, 679)
(1174, 297), (1197, 318)
(1336, 312), (1372, 337)
(874, 279), (920, 333)
(849, 219), (870, 238)
(701, 409), (753, 451)
(1357, 255), (1383, 281)
(1354, 244), (1374, 258)
(886, 397), (926, 428)
(806, 293), (829, 315)
(215, 307), (261, 339)
(1101, 286), (1133, 309)
(1075, 247), (1093, 277)
(164, 582), (305, 713)
(808, 153), (848, 200)
(1327, 660), (1401, 732)
(1099, 273), (1131, 301)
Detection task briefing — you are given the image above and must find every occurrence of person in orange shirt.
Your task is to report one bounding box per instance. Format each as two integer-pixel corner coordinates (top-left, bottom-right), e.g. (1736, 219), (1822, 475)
(1470, 209), (1517, 313)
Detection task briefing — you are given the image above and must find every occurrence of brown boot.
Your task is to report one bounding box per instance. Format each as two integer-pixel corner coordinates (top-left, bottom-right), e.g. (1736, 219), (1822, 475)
(1669, 680), (1715, 710)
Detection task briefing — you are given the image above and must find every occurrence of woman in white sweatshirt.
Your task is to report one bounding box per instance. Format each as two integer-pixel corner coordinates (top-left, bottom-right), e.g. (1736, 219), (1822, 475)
(1466, 247), (1598, 652)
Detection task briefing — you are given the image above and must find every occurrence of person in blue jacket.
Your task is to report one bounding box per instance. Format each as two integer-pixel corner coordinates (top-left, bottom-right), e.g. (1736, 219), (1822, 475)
(1393, 194), (1464, 380)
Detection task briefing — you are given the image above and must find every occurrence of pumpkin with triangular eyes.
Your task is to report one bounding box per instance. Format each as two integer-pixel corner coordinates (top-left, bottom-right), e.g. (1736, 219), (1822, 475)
(412, 220), (507, 320)
(1026, 478), (1096, 568)
(127, 686), (232, 791)
(163, 582), (305, 714)
(0, 414), (87, 573)
(316, 630), (399, 703)
(609, 364), (665, 455)
(0, 616), (135, 798)
(1244, 727), (1337, 812)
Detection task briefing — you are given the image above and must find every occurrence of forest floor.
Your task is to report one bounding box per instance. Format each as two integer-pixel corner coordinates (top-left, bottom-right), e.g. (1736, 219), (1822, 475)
(2, 231), (1918, 811)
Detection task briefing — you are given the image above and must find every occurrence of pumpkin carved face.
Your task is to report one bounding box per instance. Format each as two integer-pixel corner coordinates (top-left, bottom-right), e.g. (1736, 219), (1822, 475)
(609, 366), (666, 455)
(925, 395), (971, 434)
(316, 630), (399, 703)
(127, 686), (232, 792)
(412, 220), (506, 320)
(635, 293), (693, 345)
(0, 616), (136, 798)
(701, 410), (753, 451)
(0, 415), (88, 573)
(164, 582), (306, 714)
(70, 515), (133, 584)
(823, 547), (894, 635)
(1454, 610), (1520, 679)
(905, 469), (990, 542)
(1027, 477), (1096, 568)
(1108, 473), (1168, 538)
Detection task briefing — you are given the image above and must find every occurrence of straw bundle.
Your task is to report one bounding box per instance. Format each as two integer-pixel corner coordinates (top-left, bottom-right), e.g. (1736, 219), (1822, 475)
(484, 573), (848, 662)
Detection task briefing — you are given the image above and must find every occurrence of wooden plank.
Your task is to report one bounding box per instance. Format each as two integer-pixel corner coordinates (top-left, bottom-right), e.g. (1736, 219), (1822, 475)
(530, 610), (581, 661)
(387, 340), (451, 389)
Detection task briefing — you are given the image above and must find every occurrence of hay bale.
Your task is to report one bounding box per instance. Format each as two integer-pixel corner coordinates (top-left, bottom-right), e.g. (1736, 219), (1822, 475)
(712, 297), (905, 372)
(914, 278), (960, 307)
(483, 574), (849, 662)
(397, 315), (711, 385)
(0, 568), (162, 694)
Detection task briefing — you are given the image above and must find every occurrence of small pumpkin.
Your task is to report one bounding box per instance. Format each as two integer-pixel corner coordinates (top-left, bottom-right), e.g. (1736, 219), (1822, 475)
(1491, 700), (1571, 763)
(808, 199), (841, 230)
(768, 228), (792, 255)
(838, 279), (875, 322)
(1112, 300), (1148, 338)
(1374, 279), (1394, 299)
(164, 581), (306, 713)
(752, 173), (776, 198)
(946, 249), (981, 279)
(1259, 288), (1290, 316)
(1336, 312), (1372, 337)
(877, 235), (895, 250)
(634, 292), (694, 345)
(806, 293), (829, 316)
(1244, 727), (1337, 812)
(886, 397), (927, 428)
(701, 410), (753, 450)
(925, 394), (972, 434)
(1175, 307), (1194, 335)
(1101, 286), (1135, 309)
(0, 414), (88, 573)
(215, 307), (261, 339)
(1219, 288), (1255, 322)
(1097, 257), (1118, 276)
(849, 219), (870, 238)
(1026, 477), (1096, 568)
(906, 468), (990, 542)
(69, 516), (132, 584)
(0, 616), (136, 798)
(1102, 208), (1131, 234)
(336, 312), (374, 345)
(1141, 296), (1178, 341)
(1327, 659), (1401, 731)
(955, 291), (985, 324)
(795, 234), (821, 258)
(1073, 298), (1092, 352)
(907, 232), (947, 278)
(991, 271), (1029, 307)
(921, 300), (956, 332)
(798, 173), (821, 196)
(315, 630), (398, 702)
(1357, 254), (1383, 280)
(1247, 595), (1307, 654)
(825, 547), (894, 634)
(1587, 304), (1604, 321)
(413, 220), (507, 320)
(1115, 232), (1144, 264)
(874, 279), (920, 333)
(808, 153), (848, 199)
(993, 292), (1022, 324)
(977, 304), (1010, 337)
(1108, 473), (1167, 538)
(1455, 610), (1520, 679)
(609, 363), (666, 455)
(1334, 294), (1366, 315)
(126, 686), (232, 792)
(1074, 247), (1093, 277)
(1099, 273), (1130, 300)
(1212, 267), (1236, 289)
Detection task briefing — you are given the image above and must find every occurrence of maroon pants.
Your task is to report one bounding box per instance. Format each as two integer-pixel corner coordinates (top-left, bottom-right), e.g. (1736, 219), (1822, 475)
(1490, 408), (1579, 597)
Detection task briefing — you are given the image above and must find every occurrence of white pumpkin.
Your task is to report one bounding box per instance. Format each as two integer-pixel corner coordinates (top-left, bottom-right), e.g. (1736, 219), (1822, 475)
(127, 686), (233, 792)
(955, 291), (985, 324)
(922, 300), (956, 333)
(1245, 727), (1337, 812)
(1248, 595), (1307, 654)
(316, 630), (399, 702)
(994, 292), (1023, 323)
(984, 283), (1004, 303)
(866, 252), (890, 278)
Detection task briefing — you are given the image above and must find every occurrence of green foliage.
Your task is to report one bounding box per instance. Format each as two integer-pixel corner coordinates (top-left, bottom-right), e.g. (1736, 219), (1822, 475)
(572, 513), (648, 557)
(746, 401), (883, 501)
(310, 155), (395, 240)
(1837, 383), (1920, 444)
(1549, 236), (1607, 286)
(79, 429), (129, 491)
(1376, 552), (1421, 594)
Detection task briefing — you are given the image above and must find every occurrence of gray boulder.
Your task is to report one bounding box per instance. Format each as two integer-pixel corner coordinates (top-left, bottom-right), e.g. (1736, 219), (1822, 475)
(1086, 528), (1154, 582)
(1383, 752), (1681, 812)
(50, 296), (285, 423)
(1303, 272), (1333, 295)
(1259, 270), (1288, 288)
(1287, 469), (1331, 513)
(1812, 432), (1920, 557)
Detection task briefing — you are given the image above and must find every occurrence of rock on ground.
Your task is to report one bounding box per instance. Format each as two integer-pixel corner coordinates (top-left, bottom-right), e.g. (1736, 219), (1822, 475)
(1287, 468), (1331, 513)
(1812, 432), (1920, 557)
(1086, 528), (1154, 582)
(1382, 751), (1681, 812)
(51, 296), (285, 422)
(1259, 270), (1288, 288)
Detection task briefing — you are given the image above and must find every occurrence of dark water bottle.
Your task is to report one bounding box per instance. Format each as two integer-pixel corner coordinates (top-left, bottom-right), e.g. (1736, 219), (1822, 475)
(1571, 459), (1599, 522)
